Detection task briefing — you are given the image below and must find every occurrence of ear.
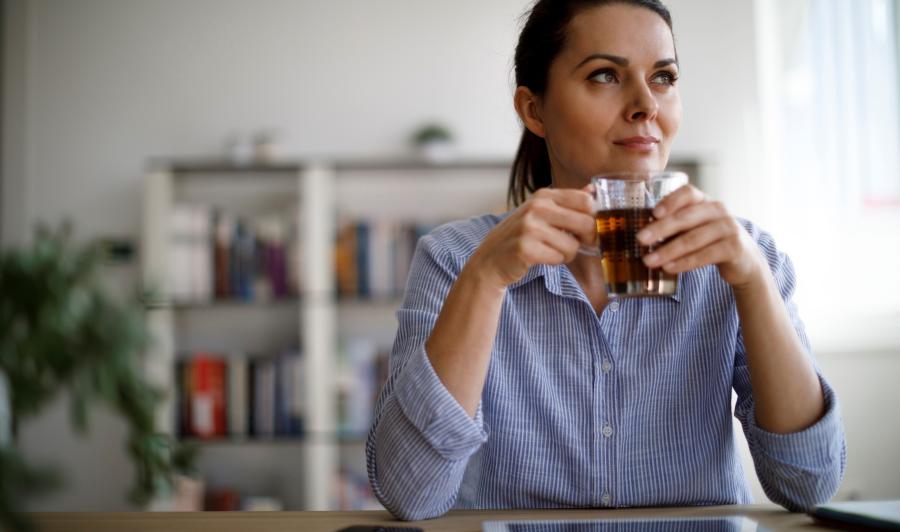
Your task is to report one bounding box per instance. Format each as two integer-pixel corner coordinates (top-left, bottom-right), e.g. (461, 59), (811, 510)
(514, 86), (546, 138)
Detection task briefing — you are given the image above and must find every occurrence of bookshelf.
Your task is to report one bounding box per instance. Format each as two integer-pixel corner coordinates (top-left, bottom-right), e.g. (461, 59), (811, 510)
(140, 158), (510, 510)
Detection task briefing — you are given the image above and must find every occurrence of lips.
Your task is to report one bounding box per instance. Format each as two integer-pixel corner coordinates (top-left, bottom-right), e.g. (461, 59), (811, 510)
(613, 136), (659, 153)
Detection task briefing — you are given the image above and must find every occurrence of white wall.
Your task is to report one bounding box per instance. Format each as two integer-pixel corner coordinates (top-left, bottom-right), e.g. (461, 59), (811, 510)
(4, 0), (898, 511)
(10, 0), (765, 244)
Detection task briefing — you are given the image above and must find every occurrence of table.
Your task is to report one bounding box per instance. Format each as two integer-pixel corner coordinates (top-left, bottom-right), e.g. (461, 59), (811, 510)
(30, 505), (829, 532)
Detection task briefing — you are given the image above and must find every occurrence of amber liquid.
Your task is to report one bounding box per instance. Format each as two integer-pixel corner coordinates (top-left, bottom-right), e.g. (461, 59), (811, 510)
(594, 208), (677, 297)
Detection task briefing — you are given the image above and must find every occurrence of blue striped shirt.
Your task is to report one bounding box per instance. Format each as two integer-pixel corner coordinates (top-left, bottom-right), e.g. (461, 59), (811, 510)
(366, 213), (846, 521)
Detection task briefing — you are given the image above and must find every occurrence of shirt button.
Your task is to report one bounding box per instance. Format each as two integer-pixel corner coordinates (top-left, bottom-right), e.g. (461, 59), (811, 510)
(601, 359), (613, 373)
(602, 424), (613, 438)
(608, 301), (620, 312)
(601, 492), (612, 505)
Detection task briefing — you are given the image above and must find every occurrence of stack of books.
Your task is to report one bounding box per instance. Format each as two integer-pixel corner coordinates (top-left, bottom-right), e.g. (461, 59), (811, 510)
(176, 350), (305, 439)
(333, 219), (437, 299)
(168, 203), (301, 304)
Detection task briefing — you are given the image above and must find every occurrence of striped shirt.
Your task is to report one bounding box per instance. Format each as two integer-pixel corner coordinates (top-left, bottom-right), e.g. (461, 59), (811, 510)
(366, 213), (846, 521)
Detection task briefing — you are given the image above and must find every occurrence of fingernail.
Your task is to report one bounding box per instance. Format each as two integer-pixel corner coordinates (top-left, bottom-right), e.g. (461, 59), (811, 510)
(637, 229), (653, 244)
(653, 205), (667, 218)
(644, 253), (659, 266)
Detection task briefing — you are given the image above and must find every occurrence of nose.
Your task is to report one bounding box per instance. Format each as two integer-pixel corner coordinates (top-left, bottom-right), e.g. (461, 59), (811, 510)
(624, 80), (659, 122)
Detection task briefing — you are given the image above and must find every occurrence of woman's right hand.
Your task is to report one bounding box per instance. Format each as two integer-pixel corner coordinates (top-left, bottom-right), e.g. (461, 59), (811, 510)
(467, 186), (597, 290)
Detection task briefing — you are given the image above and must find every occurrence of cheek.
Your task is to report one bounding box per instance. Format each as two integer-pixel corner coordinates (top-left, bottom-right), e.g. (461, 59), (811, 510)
(547, 94), (616, 149)
(660, 95), (682, 139)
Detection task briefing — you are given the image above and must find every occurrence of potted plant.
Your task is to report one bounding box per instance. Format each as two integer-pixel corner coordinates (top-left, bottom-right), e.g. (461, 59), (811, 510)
(411, 123), (456, 163)
(0, 224), (192, 531)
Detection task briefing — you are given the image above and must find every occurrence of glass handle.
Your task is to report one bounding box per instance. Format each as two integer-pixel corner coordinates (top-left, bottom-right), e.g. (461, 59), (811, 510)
(578, 242), (602, 257)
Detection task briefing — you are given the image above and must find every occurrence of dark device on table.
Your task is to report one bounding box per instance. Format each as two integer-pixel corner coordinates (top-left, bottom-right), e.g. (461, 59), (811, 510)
(336, 526), (424, 532)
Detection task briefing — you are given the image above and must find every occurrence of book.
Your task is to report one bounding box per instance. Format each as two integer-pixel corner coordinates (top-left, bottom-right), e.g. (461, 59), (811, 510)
(183, 354), (227, 438)
(251, 356), (275, 437)
(213, 209), (234, 299)
(227, 354), (248, 437)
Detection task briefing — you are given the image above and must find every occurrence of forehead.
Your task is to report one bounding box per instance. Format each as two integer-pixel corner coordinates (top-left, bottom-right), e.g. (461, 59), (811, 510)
(560, 3), (676, 65)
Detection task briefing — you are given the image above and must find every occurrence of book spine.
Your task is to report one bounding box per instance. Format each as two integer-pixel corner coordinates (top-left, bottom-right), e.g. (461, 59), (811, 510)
(356, 222), (370, 298)
(227, 354), (248, 437)
(189, 354), (227, 438)
(214, 210), (233, 299)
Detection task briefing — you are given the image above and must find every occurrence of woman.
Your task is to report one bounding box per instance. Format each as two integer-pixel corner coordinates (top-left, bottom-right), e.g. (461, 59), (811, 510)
(366, 0), (846, 520)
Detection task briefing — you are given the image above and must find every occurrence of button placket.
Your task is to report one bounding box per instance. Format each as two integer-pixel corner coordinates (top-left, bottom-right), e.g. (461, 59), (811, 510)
(602, 424), (614, 438)
(601, 358), (612, 373)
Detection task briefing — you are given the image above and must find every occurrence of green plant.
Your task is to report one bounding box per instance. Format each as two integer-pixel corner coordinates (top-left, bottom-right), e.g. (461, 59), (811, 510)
(411, 123), (453, 145)
(0, 224), (192, 531)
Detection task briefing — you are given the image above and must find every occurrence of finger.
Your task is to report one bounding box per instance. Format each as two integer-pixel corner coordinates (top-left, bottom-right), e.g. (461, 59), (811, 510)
(643, 218), (734, 268)
(638, 199), (728, 245)
(533, 187), (595, 214)
(659, 239), (735, 274)
(520, 238), (569, 265)
(534, 223), (582, 262)
(651, 184), (704, 219)
(524, 196), (596, 243)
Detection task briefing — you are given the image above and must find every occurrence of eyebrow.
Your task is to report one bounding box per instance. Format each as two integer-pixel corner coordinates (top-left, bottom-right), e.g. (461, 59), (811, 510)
(573, 53), (678, 72)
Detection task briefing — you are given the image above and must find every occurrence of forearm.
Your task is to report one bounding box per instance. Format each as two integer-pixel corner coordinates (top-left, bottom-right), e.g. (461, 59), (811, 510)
(733, 268), (825, 434)
(425, 257), (506, 417)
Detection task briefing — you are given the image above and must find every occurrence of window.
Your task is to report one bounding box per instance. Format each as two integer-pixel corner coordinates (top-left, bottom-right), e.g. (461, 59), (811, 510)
(755, 0), (900, 337)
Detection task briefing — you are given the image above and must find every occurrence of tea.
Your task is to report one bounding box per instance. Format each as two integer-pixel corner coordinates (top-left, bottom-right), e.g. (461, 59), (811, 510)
(594, 207), (677, 297)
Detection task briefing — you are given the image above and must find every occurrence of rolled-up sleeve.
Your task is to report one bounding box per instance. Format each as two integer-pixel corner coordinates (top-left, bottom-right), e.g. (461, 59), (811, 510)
(366, 233), (489, 521)
(732, 222), (847, 512)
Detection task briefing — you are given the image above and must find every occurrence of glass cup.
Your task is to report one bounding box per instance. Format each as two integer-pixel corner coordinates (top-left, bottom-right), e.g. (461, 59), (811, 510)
(578, 171), (689, 297)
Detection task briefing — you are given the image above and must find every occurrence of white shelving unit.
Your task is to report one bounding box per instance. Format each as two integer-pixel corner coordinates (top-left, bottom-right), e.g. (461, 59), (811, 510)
(140, 157), (510, 510)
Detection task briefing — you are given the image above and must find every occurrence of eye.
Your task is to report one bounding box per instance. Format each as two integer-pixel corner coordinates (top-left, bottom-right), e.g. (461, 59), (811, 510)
(589, 68), (618, 84)
(651, 70), (679, 86)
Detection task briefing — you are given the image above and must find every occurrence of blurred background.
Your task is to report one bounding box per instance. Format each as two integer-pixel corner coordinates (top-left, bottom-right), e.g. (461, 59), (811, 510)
(1, 0), (898, 513)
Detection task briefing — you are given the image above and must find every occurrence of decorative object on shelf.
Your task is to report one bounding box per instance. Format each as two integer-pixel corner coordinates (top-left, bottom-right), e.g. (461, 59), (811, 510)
(410, 122), (456, 163)
(225, 130), (286, 167)
(226, 133), (255, 167)
(252, 129), (284, 165)
(0, 224), (195, 531)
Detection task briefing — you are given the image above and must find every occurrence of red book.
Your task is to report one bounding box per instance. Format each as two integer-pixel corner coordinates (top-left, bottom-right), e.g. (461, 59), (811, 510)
(189, 354), (227, 438)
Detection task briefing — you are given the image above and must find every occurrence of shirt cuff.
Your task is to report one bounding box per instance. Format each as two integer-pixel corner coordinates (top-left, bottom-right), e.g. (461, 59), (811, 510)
(393, 344), (489, 461)
(745, 376), (844, 465)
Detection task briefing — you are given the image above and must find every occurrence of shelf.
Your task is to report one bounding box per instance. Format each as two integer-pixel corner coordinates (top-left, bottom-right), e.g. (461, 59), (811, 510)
(179, 434), (367, 446)
(333, 157), (511, 172)
(162, 297), (302, 310)
(144, 294), (404, 310)
(149, 158), (305, 175)
(148, 156), (512, 176)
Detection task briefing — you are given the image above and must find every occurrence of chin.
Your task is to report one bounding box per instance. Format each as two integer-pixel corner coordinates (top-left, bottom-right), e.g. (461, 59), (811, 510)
(590, 157), (666, 176)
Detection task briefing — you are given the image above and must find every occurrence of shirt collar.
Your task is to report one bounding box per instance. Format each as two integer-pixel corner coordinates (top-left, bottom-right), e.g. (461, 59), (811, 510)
(508, 263), (562, 295)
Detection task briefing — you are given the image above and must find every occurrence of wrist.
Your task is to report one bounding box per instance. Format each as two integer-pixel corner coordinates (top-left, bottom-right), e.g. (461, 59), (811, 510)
(730, 257), (771, 297)
(460, 252), (509, 296)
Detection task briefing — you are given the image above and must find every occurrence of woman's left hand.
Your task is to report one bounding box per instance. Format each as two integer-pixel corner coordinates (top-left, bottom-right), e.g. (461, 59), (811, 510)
(637, 185), (766, 290)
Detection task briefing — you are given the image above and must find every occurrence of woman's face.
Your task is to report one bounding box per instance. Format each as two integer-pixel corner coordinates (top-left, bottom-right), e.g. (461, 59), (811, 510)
(521, 3), (682, 187)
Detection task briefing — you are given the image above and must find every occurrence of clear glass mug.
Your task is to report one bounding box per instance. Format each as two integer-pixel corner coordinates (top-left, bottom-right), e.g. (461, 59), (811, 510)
(578, 171), (689, 297)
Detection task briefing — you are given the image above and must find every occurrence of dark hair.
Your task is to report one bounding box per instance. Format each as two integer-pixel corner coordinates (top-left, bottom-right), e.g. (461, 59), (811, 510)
(508, 0), (675, 206)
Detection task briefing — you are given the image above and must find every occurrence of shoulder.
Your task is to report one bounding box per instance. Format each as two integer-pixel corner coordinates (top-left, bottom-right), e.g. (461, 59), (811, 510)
(735, 217), (799, 293)
(736, 217), (788, 265)
(418, 212), (508, 271)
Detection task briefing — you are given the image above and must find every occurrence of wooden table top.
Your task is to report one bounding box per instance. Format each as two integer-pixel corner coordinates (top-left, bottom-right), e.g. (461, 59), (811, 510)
(29, 504), (830, 532)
